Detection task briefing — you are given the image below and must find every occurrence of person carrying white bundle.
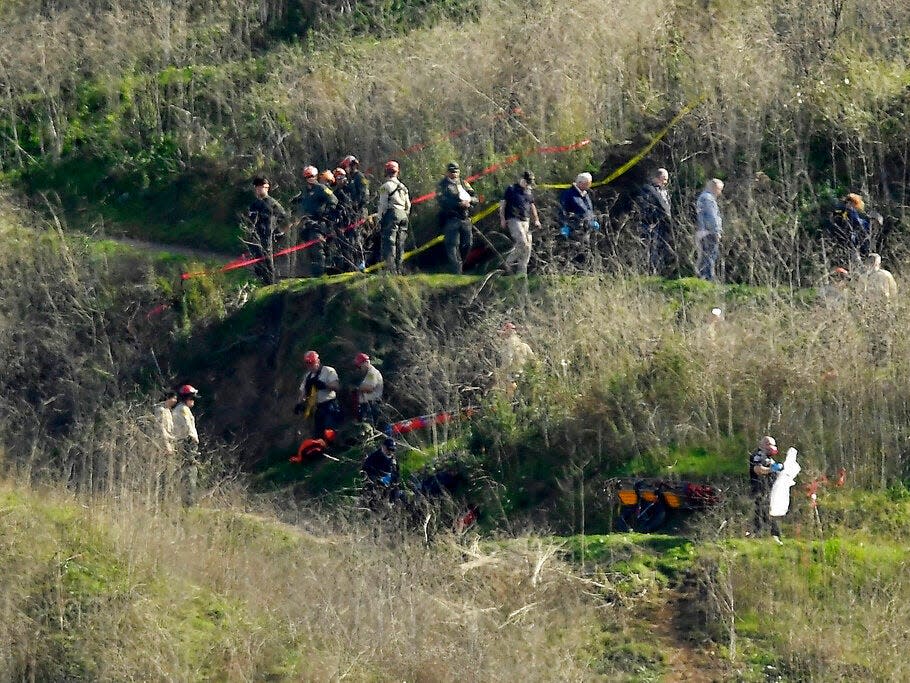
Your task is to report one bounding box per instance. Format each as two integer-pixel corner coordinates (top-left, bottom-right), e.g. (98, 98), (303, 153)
(768, 447), (801, 544)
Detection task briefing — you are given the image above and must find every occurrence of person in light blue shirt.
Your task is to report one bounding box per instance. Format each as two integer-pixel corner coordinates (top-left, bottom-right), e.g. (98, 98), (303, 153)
(695, 178), (724, 281)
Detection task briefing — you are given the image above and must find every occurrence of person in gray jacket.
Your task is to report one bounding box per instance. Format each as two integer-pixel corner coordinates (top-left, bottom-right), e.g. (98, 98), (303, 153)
(695, 178), (724, 281)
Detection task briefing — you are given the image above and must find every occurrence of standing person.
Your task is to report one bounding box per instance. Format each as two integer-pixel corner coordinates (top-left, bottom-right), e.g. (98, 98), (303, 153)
(153, 390), (178, 507)
(860, 252), (897, 302)
(638, 168), (674, 276)
(354, 352), (384, 426)
(436, 161), (478, 274)
(295, 350), (341, 438)
(154, 390), (178, 456)
(748, 435), (783, 544)
(695, 178), (724, 281)
(297, 165), (339, 276)
(247, 176), (288, 284)
(330, 167), (364, 272)
(558, 173), (598, 236)
(339, 155), (370, 219)
(377, 160), (411, 274)
(171, 384), (201, 505)
(859, 253), (897, 364)
(499, 170), (541, 276)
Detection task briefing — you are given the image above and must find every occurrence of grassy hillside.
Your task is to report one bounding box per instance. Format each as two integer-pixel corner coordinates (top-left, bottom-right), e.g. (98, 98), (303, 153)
(2, 480), (907, 681)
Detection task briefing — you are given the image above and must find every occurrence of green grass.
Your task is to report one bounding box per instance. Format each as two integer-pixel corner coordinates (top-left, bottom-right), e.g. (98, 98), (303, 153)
(619, 443), (745, 479)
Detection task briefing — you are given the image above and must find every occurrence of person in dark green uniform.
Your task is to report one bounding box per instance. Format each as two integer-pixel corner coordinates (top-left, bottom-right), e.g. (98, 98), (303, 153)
(340, 155), (370, 218)
(297, 165), (338, 276)
(436, 161), (478, 274)
(247, 176), (288, 284)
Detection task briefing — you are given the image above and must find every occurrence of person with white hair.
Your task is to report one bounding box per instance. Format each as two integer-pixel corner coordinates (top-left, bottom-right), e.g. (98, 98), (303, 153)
(558, 172), (599, 244)
(695, 178), (724, 281)
(638, 167), (674, 276)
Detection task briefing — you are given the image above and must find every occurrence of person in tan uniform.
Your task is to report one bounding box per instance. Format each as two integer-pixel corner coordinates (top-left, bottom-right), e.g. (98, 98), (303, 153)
(377, 160), (411, 274)
(171, 384), (201, 505)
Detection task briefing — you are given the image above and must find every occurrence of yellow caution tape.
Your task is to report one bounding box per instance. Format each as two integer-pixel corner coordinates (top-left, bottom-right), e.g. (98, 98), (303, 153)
(537, 97), (703, 190)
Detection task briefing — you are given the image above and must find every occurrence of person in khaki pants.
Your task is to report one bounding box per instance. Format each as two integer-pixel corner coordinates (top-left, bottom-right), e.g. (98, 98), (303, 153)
(499, 170), (541, 275)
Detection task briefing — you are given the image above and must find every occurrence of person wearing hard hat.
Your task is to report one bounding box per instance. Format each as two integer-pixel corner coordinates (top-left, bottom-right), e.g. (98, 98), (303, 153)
(748, 435), (783, 543)
(499, 170), (541, 276)
(295, 351), (341, 438)
(297, 165), (339, 276)
(339, 155), (370, 219)
(695, 178), (724, 281)
(377, 160), (411, 274)
(247, 176), (289, 284)
(354, 352), (384, 426)
(172, 384), (201, 505)
(436, 161), (478, 274)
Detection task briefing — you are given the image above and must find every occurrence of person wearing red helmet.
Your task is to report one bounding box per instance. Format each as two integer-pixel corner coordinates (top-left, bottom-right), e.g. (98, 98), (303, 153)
(749, 435), (783, 543)
(354, 352), (384, 426)
(377, 160), (411, 274)
(296, 165), (338, 276)
(172, 384), (201, 505)
(327, 166), (366, 273)
(339, 155), (370, 218)
(295, 351), (341, 438)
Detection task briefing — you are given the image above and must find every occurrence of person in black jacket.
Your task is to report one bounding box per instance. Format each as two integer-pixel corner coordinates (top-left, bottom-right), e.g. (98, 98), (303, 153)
(436, 162), (478, 274)
(748, 435), (783, 543)
(638, 168), (674, 276)
(247, 177), (288, 284)
(362, 437), (400, 487)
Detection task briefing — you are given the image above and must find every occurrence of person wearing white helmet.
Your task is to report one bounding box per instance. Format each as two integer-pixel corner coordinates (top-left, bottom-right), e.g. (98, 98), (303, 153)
(749, 435), (783, 543)
(172, 384), (201, 505)
(297, 165), (339, 276)
(377, 160), (411, 274)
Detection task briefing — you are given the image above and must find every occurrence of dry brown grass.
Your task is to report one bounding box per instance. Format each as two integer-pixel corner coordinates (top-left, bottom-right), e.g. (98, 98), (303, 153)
(0, 480), (608, 681)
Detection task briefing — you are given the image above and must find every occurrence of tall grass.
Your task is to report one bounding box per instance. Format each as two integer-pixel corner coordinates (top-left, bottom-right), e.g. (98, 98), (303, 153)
(0, 480), (606, 681)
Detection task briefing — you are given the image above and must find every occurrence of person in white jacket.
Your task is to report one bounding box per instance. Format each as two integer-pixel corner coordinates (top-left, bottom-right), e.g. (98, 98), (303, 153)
(172, 384), (201, 504)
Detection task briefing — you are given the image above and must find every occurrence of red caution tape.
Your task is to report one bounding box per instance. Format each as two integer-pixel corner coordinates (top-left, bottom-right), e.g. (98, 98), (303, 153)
(389, 407), (476, 435)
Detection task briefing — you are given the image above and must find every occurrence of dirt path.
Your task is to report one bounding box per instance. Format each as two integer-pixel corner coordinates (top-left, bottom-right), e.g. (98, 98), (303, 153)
(650, 591), (731, 683)
(98, 235), (232, 262)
